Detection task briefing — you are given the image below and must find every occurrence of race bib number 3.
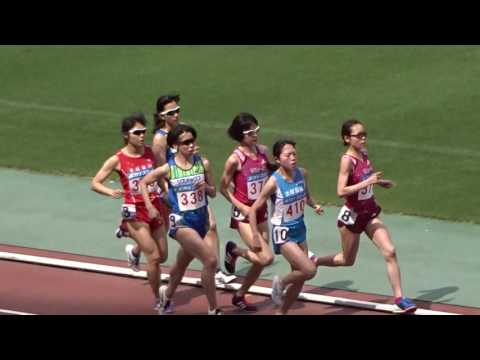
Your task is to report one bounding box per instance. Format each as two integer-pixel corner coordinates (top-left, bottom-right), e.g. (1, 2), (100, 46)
(272, 226), (289, 245)
(121, 203), (136, 220)
(337, 205), (358, 226)
(128, 179), (158, 195)
(177, 190), (206, 211)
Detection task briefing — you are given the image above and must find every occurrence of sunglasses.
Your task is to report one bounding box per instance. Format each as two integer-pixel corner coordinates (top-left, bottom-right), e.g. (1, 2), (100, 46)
(160, 106), (181, 117)
(242, 126), (260, 136)
(178, 138), (196, 146)
(350, 132), (367, 139)
(129, 128), (147, 136)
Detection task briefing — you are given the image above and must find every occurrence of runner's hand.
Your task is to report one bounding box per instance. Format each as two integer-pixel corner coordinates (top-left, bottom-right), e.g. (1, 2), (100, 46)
(250, 233), (263, 253)
(147, 205), (160, 220)
(313, 204), (324, 215)
(368, 172), (383, 185)
(111, 189), (124, 199)
(378, 179), (395, 188)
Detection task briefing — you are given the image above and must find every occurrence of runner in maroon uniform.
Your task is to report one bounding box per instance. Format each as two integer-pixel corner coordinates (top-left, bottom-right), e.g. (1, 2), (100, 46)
(220, 113), (274, 312)
(310, 119), (417, 313)
(91, 113), (168, 313)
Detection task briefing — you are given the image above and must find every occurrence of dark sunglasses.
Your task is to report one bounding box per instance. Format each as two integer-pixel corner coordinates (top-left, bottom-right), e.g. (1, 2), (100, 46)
(350, 132), (367, 139)
(129, 128), (147, 136)
(178, 138), (195, 146)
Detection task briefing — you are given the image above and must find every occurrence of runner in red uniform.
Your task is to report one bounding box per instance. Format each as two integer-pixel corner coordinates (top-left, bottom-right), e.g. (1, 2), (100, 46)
(91, 113), (168, 313)
(310, 119), (417, 313)
(220, 113), (274, 312)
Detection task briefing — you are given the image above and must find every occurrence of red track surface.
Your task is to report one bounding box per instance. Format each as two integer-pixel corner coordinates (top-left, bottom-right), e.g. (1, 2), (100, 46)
(1, 244), (479, 315)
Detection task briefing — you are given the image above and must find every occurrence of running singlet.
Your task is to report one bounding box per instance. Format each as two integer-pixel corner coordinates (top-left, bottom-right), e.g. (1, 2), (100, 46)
(232, 146), (269, 206)
(343, 150), (378, 214)
(155, 129), (176, 161)
(116, 146), (159, 204)
(167, 154), (208, 220)
(270, 168), (306, 227)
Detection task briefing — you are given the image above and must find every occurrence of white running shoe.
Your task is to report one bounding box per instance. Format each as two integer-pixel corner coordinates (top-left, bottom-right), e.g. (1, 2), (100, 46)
(207, 308), (224, 315)
(125, 244), (140, 272)
(158, 285), (175, 314)
(215, 269), (237, 285)
(308, 250), (319, 265)
(271, 275), (284, 306)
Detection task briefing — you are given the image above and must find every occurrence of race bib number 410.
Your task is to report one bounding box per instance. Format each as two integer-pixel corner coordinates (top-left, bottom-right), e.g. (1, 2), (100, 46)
(337, 205), (358, 226)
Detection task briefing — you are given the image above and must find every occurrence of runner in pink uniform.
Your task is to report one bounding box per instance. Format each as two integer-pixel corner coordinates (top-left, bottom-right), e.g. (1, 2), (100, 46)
(310, 119), (417, 314)
(220, 113), (274, 312)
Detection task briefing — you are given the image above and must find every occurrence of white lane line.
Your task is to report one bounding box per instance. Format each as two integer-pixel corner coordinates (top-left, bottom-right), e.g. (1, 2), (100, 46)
(1, 98), (479, 158)
(0, 308), (36, 315)
(0, 251), (459, 315)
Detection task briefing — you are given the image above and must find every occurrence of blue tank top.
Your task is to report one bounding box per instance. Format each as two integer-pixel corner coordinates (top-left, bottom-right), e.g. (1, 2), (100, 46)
(167, 154), (208, 220)
(271, 168), (306, 227)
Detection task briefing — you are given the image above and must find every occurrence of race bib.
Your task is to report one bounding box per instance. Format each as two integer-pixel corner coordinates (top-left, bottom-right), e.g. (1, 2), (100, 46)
(177, 189), (206, 212)
(284, 198), (305, 222)
(358, 184), (373, 201)
(121, 203), (136, 220)
(337, 205), (358, 226)
(231, 205), (246, 221)
(247, 179), (267, 201)
(128, 178), (158, 196)
(168, 213), (184, 230)
(272, 226), (289, 245)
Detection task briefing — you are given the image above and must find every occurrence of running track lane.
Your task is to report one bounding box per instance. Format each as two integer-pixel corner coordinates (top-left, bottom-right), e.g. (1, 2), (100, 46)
(1, 244), (479, 315)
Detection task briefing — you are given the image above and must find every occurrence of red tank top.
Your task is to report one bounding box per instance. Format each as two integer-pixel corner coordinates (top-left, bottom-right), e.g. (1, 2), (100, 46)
(343, 151), (378, 213)
(116, 146), (159, 204)
(232, 146), (269, 206)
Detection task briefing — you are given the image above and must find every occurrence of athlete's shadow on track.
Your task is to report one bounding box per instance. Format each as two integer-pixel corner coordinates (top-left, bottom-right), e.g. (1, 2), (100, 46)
(415, 286), (459, 305)
(308, 280), (359, 293)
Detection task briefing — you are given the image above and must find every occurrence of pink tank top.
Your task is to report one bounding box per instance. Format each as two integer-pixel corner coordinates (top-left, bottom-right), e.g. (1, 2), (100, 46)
(343, 151), (378, 213)
(116, 146), (159, 204)
(232, 146), (269, 206)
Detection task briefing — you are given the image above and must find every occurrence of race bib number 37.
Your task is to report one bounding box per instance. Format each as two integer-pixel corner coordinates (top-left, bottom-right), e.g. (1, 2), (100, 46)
(247, 179), (266, 201)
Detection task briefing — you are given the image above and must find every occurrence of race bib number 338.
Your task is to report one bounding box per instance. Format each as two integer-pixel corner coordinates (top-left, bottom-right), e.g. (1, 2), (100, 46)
(177, 190), (206, 211)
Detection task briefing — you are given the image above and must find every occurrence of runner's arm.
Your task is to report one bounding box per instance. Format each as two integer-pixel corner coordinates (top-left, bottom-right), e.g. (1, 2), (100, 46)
(202, 157), (216, 198)
(91, 155), (124, 198)
(337, 156), (383, 197)
(302, 168), (323, 215)
(220, 154), (250, 214)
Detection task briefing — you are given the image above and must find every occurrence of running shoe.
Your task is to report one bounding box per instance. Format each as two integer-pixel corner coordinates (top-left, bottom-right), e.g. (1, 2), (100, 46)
(208, 308), (224, 315)
(271, 275), (284, 306)
(232, 294), (257, 312)
(394, 297), (418, 314)
(125, 244), (140, 272)
(224, 241), (238, 274)
(215, 269), (237, 285)
(308, 250), (319, 265)
(115, 224), (130, 239)
(158, 285), (175, 314)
